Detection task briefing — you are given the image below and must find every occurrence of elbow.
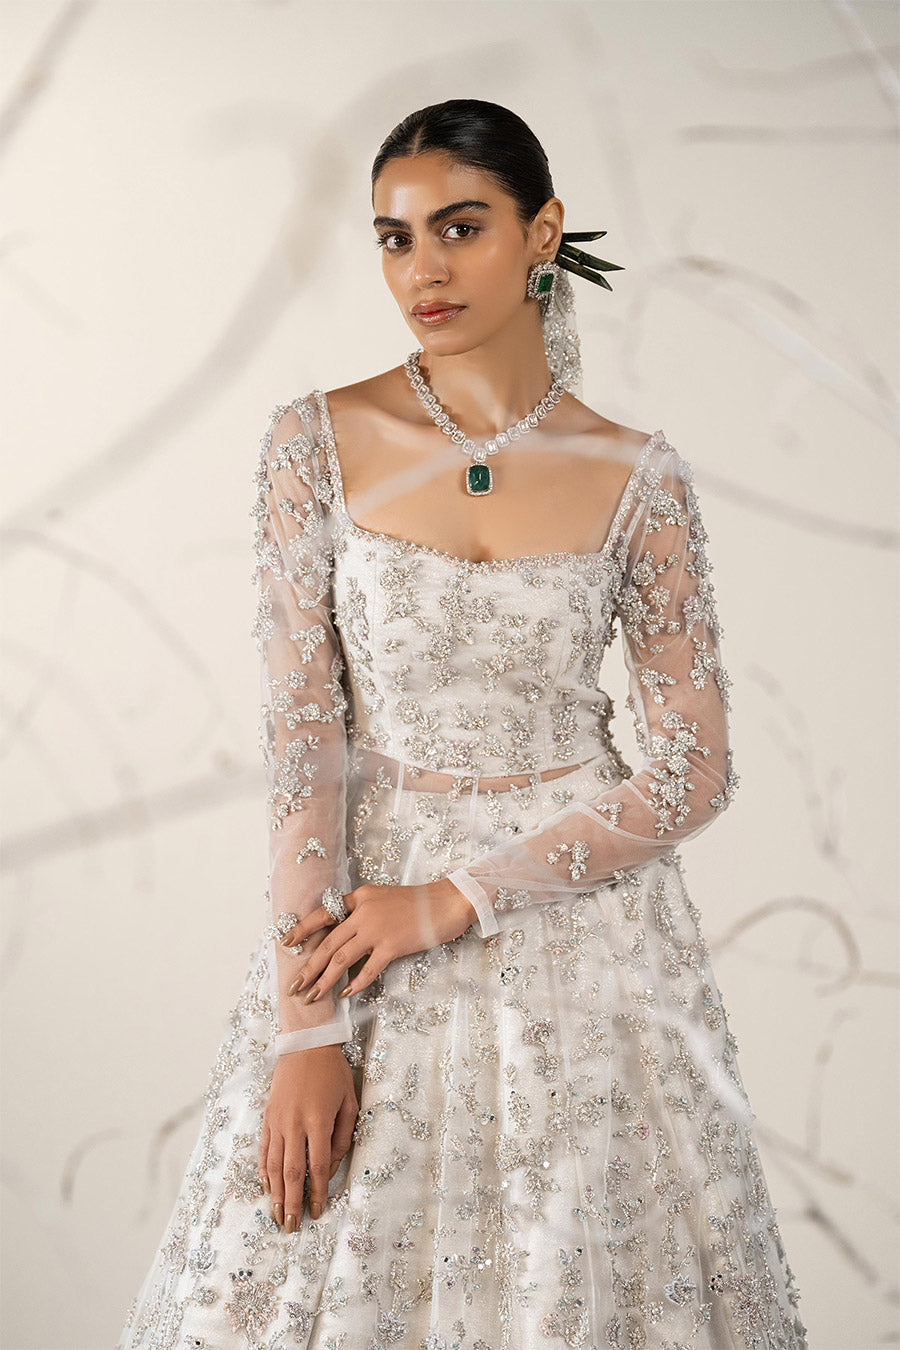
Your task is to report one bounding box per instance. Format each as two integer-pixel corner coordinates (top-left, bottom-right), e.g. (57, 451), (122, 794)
(657, 747), (739, 842)
(688, 747), (740, 834)
(708, 747), (740, 816)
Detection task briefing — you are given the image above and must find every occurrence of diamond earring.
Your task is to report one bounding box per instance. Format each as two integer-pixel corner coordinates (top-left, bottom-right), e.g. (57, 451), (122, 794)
(526, 259), (559, 299)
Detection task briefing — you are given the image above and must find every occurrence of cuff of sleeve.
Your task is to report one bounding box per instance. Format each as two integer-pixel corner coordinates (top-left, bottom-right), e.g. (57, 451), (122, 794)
(273, 999), (353, 1057)
(446, 869), (499, 938)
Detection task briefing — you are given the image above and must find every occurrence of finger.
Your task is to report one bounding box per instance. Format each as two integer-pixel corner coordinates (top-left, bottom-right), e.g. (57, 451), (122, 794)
(280, 905), (330, 948)
(266, 1134), (286, 1228)
(303, 935), (372, 1001)
(257, 1118), (271, 1193)
(284, 895), (355, 948)
(279, 921), (305, 948)
(282, 1138), (308, 1235)
(287, 923), (359, 997)
(286, 934), (334, 996)
(307, 1131), (331, 1221)
(337, 948), (391, 998)
(331, 1089), (359, 1165)
(286, 943), (330, 997)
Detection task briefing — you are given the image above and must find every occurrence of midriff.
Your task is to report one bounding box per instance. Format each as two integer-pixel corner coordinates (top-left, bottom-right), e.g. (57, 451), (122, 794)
(348, 744), (593, 795)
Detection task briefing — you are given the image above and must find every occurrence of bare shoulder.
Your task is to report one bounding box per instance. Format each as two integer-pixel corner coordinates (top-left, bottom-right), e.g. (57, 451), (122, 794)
(547, 395), (656, 509)
(560, 393), (653, 457)
(322, 367), (440, 484)
(323, 367), (406, 420)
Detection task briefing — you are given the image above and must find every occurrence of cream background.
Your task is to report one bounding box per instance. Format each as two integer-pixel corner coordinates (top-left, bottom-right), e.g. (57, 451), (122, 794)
(1, 2), (897, 1347)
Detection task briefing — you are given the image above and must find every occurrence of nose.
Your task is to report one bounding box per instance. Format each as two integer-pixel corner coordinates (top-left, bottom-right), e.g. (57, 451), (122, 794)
(411, 237), (450, 288)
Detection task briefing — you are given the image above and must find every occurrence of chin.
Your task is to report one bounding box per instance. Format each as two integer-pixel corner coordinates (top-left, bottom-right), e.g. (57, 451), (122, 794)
(414, 330), (486, 358)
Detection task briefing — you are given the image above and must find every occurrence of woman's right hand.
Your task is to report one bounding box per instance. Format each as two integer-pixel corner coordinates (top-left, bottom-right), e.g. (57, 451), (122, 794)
(258, 1043), (358, 1231)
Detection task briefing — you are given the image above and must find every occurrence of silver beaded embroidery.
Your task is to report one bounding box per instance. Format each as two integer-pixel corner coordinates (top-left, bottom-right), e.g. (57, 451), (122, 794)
(117, 391), (806, 1350)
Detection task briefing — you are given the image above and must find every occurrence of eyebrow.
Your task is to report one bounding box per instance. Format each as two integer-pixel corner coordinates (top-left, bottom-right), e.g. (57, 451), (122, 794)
(372, 199), (492, 231)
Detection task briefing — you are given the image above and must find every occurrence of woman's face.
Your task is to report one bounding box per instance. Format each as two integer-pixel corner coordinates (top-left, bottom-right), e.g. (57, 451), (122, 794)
(372, 152), (560, 355)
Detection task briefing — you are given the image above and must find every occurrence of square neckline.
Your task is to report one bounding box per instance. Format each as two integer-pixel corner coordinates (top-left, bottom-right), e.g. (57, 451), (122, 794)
(312, 386), (665, 572)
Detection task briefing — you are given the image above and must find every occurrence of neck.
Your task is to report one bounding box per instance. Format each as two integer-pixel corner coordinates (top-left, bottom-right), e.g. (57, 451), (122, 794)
(416, 307), (559, 436)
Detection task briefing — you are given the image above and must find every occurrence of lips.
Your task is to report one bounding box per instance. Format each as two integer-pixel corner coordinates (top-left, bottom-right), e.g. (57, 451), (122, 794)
(412, 303), (466, 325)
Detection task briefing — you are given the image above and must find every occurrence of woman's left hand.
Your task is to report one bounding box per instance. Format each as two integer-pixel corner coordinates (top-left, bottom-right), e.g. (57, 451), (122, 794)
(280, 879), (477, 1005)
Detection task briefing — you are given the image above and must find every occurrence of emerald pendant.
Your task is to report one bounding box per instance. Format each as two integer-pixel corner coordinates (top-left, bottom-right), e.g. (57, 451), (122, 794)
(466, 463), (492, 495)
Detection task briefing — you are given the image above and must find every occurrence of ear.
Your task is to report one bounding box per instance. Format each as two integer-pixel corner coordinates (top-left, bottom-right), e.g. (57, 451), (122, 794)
(531, 196), (565, 259)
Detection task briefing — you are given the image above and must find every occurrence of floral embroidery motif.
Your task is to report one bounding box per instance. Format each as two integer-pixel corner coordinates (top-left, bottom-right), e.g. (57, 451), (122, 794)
(117, 393), (806, 1350)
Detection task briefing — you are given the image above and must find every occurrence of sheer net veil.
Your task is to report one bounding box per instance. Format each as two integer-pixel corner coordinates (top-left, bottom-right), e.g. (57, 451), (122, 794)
(539, 263), (584, 401)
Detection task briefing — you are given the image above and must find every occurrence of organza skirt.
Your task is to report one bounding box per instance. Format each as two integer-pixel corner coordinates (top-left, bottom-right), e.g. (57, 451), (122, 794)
(117, 751), (807, 1350)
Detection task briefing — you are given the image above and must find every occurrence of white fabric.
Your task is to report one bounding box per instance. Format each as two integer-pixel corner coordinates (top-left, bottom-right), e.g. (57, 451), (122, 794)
(445, 431), (739, 936)
(251, 410), (354, 1053)
(116, 389), (807, 1350)
(254, 391), (739, 1054)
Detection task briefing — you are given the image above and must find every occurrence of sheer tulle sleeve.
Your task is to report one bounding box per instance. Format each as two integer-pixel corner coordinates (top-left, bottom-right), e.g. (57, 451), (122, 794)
(251, 399), (353, 1056)
(446, 443), (741, 938)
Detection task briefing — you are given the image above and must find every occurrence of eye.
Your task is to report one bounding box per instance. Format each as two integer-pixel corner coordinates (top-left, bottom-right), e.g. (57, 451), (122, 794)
(374, 232), (409, 252)
(374, 222), (480, 253)
(445, 222), (478, 241)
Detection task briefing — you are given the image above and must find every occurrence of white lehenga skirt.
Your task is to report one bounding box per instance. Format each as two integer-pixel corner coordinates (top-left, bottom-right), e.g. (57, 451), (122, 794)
(117, 752), (807, 1350)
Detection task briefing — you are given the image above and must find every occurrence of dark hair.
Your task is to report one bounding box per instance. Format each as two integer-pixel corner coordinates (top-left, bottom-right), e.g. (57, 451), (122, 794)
(370, 98), (555, 233)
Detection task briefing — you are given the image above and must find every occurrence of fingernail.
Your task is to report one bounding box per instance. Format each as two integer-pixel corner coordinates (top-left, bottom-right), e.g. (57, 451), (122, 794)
(310, 1201), (322, 1220)
(303, 985), (320, 1004)
(259, 1174), (269, 1193)
(274, 1202), (284, 1227)
(338, 986), (352, 999)
(285, 1213), (296, 1234)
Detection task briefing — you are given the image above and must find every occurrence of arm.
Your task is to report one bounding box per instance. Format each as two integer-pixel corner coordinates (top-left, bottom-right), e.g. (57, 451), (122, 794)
(252, 399), (353, 1055)
(446, 444), (741, 938)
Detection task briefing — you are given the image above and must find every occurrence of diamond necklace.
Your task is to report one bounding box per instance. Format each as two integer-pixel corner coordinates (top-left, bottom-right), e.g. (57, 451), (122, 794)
(403, 348), (566, 496)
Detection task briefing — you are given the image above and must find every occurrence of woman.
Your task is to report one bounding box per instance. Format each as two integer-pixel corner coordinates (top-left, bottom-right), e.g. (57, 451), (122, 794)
(119, 99), (807, 1349)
